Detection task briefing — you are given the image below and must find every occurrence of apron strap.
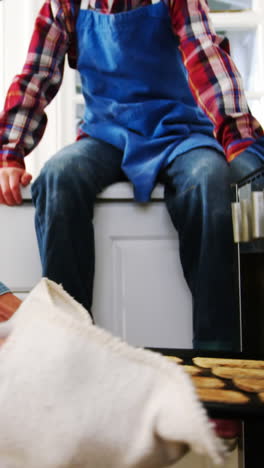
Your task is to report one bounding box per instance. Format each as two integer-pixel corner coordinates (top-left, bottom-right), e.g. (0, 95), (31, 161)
(60, 0), (79, 69)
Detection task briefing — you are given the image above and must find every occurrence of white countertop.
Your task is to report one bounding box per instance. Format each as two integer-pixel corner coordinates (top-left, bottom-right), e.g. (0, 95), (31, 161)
(21, 182), (165, 201)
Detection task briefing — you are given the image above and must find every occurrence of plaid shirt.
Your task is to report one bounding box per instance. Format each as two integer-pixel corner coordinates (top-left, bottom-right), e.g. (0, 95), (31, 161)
(0, 0), (263, 169)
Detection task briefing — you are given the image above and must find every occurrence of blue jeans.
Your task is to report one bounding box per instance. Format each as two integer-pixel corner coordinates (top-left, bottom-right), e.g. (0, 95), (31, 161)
(31, 138), (263, 351)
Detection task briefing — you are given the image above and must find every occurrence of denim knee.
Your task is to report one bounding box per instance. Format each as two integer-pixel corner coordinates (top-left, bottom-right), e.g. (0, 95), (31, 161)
(32, 159), (72, 214)
(32, 138), (124, 207)
(34, 150), (76, 189)
(165, 148), (230, 197)
(31, 147), (98, 213)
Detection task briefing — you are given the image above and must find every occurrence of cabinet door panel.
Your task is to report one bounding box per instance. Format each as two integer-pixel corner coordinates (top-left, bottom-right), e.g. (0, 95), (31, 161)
(93, 202), (193, 348)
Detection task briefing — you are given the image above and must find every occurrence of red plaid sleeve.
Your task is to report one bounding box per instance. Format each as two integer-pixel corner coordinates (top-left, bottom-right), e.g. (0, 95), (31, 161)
(0, 0), (70, 168)
(168, 0), (264, 161)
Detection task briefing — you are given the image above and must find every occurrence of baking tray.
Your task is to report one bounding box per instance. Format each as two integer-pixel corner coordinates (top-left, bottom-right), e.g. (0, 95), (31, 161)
(148, 348), (264, 420)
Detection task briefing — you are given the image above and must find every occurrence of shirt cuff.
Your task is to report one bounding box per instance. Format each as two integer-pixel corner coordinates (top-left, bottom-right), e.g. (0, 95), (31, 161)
(0, 149), (25, 169)
(0, 160), (25, 169)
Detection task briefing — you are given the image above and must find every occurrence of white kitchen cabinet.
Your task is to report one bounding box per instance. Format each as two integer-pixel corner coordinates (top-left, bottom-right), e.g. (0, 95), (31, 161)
(0, 183), (193, 348)
(93, 183), (192, 347)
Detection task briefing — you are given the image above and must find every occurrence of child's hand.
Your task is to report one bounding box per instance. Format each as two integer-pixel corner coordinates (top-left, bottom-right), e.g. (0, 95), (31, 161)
(0, 167), (32, 205)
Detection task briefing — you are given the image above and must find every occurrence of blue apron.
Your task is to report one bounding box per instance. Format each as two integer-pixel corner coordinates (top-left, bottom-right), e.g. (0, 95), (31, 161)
(76, 1), (223, 201)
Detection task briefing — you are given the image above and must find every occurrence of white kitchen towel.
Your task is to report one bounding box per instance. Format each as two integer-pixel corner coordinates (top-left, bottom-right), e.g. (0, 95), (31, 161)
(0, 278), (225, 468)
